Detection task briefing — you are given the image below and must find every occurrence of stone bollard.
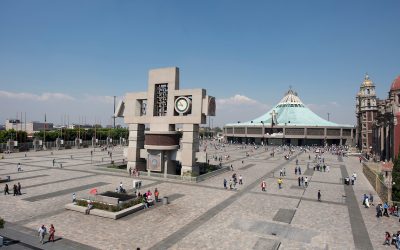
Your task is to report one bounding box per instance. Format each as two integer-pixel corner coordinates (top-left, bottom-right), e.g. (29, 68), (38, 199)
(162, 196), (168, 205)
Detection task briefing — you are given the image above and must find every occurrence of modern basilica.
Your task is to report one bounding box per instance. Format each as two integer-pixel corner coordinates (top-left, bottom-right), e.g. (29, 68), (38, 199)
(223, 89), (355, 146)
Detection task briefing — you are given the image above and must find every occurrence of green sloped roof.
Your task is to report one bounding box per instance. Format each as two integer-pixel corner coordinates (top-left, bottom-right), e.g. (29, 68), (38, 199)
(226, 90), (353, 128)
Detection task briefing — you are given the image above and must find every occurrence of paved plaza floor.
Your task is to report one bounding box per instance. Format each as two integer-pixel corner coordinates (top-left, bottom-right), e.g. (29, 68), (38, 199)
(0, 145), (397, 249)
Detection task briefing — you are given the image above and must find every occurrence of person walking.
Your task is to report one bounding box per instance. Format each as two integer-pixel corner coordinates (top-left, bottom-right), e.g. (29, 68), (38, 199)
(17, 182), (21, 195)
(283, 168), (286, 176)
(13, 184), (18, 196)
(17, 163), (22, 172)
(229, 179), (233, 190)
(369, 193), (374, 206)
(298, 166), (302, 175)
(295, 166), (298, 175)
(4, 184), (9, 195)
(72, 193), (76, 203)
(261, 181), (266, 191)
(301, 176), (304, 186)
(298, 177), (301, 187)
(239, 175), (243, 185)
(318, 190), (321, 201)
(38, 225), (47, 244)
(52, 159), (55, 167)
(383, 202), (390, 217)
(278, 178), (283, 189)
(279, 169), (283, 177)
(223, 178), (227, 189)
(304, 177), (308, 187)
(48, 224), (55, 243)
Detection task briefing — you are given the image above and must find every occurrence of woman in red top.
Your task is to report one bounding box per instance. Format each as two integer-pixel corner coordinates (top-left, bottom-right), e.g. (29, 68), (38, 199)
(48, 224), (55, 242)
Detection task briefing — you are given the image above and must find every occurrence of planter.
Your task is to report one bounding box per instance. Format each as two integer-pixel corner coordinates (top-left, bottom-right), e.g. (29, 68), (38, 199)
(65, 203), (145, 220)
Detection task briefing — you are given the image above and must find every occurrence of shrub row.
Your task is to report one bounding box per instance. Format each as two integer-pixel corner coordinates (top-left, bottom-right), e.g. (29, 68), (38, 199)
(76, 198), (142, 212)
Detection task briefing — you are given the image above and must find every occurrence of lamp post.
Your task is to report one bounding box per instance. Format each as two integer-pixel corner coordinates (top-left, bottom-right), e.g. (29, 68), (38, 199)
(261, 121), (264, 146)
(284, 123), (287, 146)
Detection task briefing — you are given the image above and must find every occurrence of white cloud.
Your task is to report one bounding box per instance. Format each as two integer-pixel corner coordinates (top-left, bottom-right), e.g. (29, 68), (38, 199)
(217, 94), (268, 108)
(0, 90), (75, 101)
(0, 90), (125, 126)
(212, 94), (270, 127)
(83, 95), (118, 104)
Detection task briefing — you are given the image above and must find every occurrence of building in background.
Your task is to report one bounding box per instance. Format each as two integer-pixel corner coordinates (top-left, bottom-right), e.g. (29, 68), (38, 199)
(5, 119), (54, 135)
(356, 74), (378, 154)
(224, 89), (355, 146)
(371, 75), (400, 161)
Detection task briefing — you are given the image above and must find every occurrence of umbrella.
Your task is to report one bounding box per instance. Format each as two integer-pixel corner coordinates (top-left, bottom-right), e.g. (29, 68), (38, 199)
(89, 188), (97, 195)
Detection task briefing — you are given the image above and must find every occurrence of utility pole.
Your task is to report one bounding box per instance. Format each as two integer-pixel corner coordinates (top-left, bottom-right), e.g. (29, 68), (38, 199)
(44, 113), (46, 148)
(113, 96), (116, 129)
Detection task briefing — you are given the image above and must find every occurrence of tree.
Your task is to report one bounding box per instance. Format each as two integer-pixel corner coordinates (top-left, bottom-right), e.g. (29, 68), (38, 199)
(392, 149), (400, 201)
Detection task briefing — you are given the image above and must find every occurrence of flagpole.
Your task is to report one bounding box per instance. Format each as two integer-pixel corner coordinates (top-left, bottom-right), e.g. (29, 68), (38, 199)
(44, 113), (46, 149)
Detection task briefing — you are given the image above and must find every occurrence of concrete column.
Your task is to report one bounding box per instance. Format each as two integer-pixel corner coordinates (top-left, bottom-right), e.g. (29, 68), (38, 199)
(126, 124), (146, 172)
(180, 124), (199, 176)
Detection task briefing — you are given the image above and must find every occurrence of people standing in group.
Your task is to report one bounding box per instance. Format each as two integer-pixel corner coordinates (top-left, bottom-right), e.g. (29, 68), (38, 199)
(301, 176), (304, 187)
(4, 184), (9, 195)
(229, 179), (233, 190)
(223, 178), (227, 189)
(298, 177), (301, 187)
(52, 159), (55, 167)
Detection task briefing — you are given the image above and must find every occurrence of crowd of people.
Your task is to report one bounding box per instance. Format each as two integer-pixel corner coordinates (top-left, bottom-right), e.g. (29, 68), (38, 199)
(4, 182), (22, 196)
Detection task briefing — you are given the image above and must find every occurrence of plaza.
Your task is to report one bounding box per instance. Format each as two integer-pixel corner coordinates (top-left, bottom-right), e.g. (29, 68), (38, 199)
(0, 144), (396, 249)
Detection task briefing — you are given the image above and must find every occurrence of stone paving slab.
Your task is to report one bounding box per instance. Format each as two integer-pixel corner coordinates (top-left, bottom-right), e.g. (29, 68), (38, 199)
(273, 209), (296, 224)
(0, 145), (390, 249)
(23, 182), (109, 202)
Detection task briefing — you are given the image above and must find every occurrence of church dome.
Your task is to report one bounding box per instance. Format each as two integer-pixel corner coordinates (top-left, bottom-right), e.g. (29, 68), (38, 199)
(362, 73), (374, 87)
(390, 75), (400, 91)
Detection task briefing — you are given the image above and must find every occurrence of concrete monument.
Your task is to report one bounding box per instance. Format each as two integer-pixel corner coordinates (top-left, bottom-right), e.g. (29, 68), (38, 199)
(116, 67), (215, 176)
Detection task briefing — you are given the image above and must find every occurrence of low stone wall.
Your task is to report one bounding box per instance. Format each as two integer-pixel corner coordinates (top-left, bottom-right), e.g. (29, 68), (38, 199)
(65, 203), (145, 220)
(363, 163), (390, 202)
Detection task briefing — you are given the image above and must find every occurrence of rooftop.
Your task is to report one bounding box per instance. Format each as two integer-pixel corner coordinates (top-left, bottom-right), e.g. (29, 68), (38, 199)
(227, 89), (353, 127)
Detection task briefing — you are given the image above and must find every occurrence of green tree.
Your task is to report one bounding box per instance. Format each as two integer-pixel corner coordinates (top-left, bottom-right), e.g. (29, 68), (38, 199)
(392, 149), (400, 201)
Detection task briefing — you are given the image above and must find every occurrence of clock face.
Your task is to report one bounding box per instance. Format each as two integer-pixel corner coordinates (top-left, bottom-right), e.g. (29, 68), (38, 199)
(151, 159), (158, 167)
(175, 97), (191, 114)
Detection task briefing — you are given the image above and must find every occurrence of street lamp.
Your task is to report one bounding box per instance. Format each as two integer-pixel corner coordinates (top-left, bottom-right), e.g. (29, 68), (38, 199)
(261, 121), (264, 146)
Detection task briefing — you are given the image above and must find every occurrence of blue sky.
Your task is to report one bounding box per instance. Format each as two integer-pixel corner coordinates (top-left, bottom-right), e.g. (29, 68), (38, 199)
(0, 0), (399, 127)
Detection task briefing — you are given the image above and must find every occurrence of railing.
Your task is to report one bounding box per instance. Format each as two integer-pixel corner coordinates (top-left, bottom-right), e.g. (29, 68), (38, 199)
(363, 162), (391, 202)
(138, 165), (230, 183)
(0, 139), (127, 152)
